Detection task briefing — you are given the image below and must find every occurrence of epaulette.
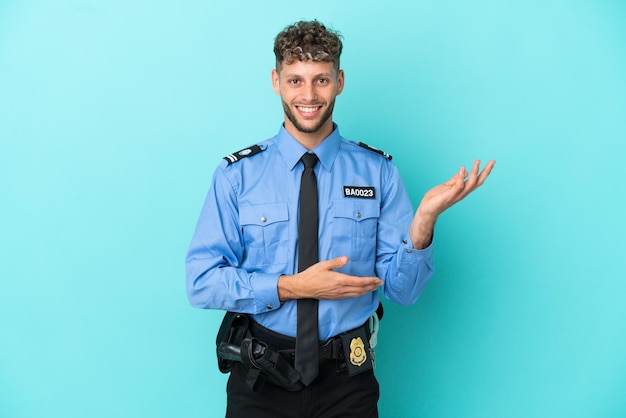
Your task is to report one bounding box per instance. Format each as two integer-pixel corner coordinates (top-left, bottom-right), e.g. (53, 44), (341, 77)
(223, 145), (264, 165)
(355, 141), (392, 160)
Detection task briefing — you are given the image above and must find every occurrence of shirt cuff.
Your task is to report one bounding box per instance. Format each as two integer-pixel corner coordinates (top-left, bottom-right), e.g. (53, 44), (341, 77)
(252, 272), (282, 312)
(400, 234), (434, 264)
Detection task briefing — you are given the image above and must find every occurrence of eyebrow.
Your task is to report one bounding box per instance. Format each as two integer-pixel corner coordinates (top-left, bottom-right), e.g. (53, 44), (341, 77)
(283, 72), (333, 79)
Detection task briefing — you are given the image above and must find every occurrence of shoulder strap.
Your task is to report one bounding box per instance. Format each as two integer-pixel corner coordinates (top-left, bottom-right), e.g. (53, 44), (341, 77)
(223, 145), (264, 165)
(354, 141), (392, 160)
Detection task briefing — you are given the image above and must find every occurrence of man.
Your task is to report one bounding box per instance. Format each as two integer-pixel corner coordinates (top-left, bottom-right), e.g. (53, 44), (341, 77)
(186, 20), (495, 417)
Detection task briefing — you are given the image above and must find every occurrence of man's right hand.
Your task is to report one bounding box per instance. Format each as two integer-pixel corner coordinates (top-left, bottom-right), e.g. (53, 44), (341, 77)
(277, 256), (383, 301)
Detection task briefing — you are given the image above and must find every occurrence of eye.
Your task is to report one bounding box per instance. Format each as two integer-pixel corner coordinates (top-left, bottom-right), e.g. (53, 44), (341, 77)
(317, 78), (329, 85)
(288, 79), (299, 85)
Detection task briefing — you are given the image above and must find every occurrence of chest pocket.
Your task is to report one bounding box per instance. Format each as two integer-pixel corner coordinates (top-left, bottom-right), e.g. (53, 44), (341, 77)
(332, 200), (380, 262)
(240, 203), (290, 267)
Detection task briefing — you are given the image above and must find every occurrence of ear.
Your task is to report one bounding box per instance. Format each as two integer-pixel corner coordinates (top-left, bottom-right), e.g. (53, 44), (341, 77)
(271, 69), (281, 95)
(336, 69), (345, 96)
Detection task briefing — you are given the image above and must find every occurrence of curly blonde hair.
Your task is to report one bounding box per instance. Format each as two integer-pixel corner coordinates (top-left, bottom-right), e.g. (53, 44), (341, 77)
(273, 20), (343, 71)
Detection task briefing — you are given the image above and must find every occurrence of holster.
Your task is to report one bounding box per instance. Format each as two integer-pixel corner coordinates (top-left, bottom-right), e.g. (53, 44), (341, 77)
(240, 338), (303, 392)
(216, 312), (303, 392)
(215, 311), (249, 373)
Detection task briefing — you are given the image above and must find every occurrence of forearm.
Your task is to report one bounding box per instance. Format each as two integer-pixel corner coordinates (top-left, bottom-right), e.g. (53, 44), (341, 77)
(186, 254), (281, 313)
(277, 273), (299, 302)
(374, 164), (435, 304)
(379, 239), (435, 306)
(409, 208), (437, 250)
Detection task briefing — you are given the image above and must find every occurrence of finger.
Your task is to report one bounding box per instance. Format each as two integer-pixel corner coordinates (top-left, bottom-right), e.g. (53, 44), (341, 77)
(472, 159), (481, 174)
(459, 159), (495, 199)
(451, 161), (480, 203)
(451, 166), (468, 194)
(336, 282), (383, 298)
(342, 276), (383, 288)
(467, 160), (481, 182)
(321, 256), (349, 270)
(447, 166), (465, 187)
(468, 160), (495, 190)
(476, 160), (496, 185)
(442, 168), (464, 187)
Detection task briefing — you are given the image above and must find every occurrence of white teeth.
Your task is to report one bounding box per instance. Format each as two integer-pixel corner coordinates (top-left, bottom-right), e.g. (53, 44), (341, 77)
(298, 106), (319, 113)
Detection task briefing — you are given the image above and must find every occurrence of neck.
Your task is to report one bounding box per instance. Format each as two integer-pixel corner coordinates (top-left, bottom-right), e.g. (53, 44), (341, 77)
(283, 119), (334, 150)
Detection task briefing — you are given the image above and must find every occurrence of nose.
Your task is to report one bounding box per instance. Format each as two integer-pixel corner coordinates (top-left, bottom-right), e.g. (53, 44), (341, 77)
(301, 82), (317, 102)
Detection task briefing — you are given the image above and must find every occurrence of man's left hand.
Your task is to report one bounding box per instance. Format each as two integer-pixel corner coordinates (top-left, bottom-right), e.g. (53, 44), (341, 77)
(409, 159), (496, 249)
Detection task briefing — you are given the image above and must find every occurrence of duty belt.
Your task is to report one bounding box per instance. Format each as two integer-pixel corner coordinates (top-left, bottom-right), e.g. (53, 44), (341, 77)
(216, 308), (382, 391)
(249, 319), (346, 363)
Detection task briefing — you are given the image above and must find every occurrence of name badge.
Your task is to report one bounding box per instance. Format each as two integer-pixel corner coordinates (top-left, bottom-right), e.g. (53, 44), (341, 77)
(343, 186), (375, 199)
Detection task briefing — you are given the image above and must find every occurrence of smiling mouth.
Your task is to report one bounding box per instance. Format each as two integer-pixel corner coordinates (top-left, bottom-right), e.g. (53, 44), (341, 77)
(296, 105), (322, 114)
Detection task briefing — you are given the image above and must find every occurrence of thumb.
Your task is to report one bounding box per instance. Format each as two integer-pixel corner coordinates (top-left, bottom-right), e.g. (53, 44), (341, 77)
(449, 166), (466, 184)
(330, 256), (349, 268)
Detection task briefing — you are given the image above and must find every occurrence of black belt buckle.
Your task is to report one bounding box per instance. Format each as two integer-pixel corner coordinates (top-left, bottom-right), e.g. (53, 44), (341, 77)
(340, 325), (373, 376)
(319, 338), (334, 362)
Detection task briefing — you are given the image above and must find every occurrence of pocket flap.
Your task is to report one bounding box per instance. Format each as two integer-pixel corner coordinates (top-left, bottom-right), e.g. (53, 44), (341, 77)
(240, 203), (289, 226)
(333, 200), (380, 222)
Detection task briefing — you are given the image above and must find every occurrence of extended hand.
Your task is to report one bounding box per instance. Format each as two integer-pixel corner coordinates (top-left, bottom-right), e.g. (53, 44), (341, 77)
(421, 159), (495, 217)
(277, 256), (383, 301)
(410, 159), (496, 249)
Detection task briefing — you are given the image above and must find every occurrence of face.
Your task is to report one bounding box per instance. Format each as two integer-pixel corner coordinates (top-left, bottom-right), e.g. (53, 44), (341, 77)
(272, 60), (344, 140)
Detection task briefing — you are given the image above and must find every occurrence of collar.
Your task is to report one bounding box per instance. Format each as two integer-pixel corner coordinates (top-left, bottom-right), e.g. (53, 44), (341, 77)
(276, 123), (341, 172)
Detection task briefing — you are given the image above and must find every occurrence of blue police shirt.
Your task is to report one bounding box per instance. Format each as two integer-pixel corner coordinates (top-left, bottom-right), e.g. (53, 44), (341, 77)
(186, 124), (434, 340)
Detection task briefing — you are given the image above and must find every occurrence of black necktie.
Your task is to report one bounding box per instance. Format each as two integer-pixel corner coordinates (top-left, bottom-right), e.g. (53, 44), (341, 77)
(295, 153), (319, 385)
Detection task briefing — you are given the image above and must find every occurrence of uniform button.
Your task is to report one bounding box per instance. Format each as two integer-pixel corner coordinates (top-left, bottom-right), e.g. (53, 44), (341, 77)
(406, 249), (413, 253)
(261, 216), (267, 223)
(402, 239), (408, 244)
(266, 304), (273, 310)
(355, 211), (361, 218)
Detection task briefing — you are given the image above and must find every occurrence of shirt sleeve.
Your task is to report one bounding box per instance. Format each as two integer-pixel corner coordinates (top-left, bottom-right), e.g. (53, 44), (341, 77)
(375, 163), (435, 306)
(185, 164), (281, 313)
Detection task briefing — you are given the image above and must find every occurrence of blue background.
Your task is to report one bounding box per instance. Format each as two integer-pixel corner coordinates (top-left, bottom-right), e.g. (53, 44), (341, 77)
(1, 1), (625, 417)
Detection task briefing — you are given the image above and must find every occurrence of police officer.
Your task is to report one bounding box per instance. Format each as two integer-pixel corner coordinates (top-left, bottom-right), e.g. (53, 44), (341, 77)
(186, 20), (495, 418)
